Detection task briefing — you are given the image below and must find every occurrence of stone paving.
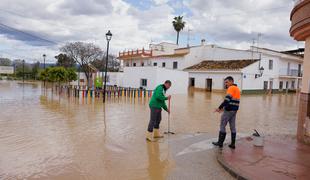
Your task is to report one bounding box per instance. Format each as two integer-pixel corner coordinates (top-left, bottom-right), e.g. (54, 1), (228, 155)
(217, 136), (310, 180)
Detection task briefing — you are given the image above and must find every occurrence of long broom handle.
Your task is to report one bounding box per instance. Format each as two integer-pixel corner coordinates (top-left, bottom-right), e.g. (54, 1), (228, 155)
(168, 98), (171, 131)
(168, 98), (171, 113)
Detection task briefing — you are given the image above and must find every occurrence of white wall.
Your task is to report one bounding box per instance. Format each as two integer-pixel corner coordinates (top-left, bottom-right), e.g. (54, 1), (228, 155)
(155, 68), (189, 94)
(123, 67), (188, 94)
(189, 71), (242, 90)
(104, 72), (124, 86)
(0, 66), (14, 74)
(150, 42), (178, 56)
(123, 67), (158, 89)
(242, 53), (302, 90)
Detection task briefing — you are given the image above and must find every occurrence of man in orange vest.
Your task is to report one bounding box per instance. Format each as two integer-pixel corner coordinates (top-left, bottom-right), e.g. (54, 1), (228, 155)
(213, 76), (240, 149)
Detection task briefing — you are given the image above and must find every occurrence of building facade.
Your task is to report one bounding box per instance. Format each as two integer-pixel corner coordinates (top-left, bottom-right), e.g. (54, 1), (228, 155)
(117, 42), (303, 94)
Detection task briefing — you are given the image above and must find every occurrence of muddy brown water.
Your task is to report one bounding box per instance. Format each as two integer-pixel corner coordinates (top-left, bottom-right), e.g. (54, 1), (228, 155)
(0, 81), (298, 179)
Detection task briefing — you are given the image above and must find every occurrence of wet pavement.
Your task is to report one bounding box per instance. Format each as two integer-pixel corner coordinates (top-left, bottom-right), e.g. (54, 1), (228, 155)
(0, 81), (299, 179)
(218, 136), (310, 180)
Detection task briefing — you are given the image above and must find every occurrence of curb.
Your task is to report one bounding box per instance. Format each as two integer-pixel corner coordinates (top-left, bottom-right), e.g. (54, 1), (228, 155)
(217, 150), (249, 180)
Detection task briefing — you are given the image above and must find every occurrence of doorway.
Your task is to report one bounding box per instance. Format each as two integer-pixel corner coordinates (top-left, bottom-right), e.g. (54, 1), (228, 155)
(189, 78), (195, 87)
(263, 81), (268, 91)
(206, 78), (212, 92)
(269, 80), (273, 93)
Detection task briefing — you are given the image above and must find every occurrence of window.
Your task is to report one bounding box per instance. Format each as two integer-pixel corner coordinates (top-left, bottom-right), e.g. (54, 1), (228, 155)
(263, 81), (268, 90)
(126, 62), (129, 67)
(153, 62), (157, 66)
(286, 81), (289, 89)
(133, 63), (136, 67)
(291, 81), (295, 89)
(269, 81), (273, 90)
(269, 60), (273, 70)
(141, 79), (147, 87)
(162, 62), (166, 67)
(279, 81), (283, 90)
(141, 62), (144, 67)
(173, 61), (178, 69)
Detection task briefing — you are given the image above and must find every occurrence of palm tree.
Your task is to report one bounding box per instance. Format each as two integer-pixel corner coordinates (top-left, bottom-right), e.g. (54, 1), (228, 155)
(172, 16), (186, 45)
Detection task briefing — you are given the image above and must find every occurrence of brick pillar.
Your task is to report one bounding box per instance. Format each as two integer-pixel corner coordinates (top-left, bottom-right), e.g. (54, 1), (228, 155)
(298, 36), (310, 143)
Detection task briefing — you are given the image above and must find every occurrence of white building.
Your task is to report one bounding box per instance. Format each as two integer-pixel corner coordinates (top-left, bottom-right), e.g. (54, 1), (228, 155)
(72, 41), (303, 94)
(117, 41), (303, 94)
(185, 47), (303, 93)
(0, 66), (14, 74)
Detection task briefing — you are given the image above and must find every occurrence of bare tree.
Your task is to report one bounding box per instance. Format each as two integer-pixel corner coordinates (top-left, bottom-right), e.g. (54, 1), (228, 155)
(60, 42), (103, 87)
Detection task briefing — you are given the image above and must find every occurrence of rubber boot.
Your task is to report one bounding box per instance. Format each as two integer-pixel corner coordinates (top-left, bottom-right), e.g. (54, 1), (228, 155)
(212, 132), (226, 148)
(146, 131), (156, 142)
(153, 129), (164, 138)
(229, 132), (236, 149)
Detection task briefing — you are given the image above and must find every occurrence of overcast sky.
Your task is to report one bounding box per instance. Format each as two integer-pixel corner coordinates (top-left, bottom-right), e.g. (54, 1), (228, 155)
(0, 0), (304, 63)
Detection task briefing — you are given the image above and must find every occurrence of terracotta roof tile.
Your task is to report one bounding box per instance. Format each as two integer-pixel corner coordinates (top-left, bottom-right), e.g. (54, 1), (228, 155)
(184, 59), (259, 71)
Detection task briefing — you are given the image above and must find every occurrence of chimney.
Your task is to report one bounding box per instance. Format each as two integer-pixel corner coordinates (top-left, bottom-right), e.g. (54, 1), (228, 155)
(201, 39), (206, 46)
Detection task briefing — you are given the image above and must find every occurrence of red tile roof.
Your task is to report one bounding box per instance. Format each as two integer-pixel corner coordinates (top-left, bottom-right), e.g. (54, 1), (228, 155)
(184, 59), (259, 71)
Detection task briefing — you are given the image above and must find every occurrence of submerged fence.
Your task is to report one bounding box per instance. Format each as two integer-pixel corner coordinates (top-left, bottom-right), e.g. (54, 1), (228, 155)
(53, 85), (153, 99)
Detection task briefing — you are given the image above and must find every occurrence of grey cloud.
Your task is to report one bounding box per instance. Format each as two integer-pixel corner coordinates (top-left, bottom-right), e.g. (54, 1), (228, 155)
(58, 0), (113, 15)
(185, 0), (297, 50)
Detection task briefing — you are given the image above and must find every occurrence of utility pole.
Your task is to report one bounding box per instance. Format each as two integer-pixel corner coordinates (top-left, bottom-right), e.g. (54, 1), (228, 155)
(22, 60), (25, 83)
(187, 28), (192, 47)
(257, 33), (262, 51)
(251, 38), (255, 61)
(257, 33), (262, 68)
(43, 54), (46, 87)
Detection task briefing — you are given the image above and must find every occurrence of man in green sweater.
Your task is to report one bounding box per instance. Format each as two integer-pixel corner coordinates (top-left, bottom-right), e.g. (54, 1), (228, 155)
(146, 80), (172, 141)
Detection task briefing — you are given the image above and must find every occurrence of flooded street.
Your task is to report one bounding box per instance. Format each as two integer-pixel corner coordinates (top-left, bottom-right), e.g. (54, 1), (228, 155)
(0, 81), (298, 180)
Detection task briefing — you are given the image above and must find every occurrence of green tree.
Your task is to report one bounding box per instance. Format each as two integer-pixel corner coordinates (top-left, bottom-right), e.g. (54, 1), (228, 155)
(172, 16), (186, 45)
(48, 67), (67, 86)
(39, 68), (49, 82)
(32, 61), (40, 80)
(0, 58), (12, 66)
(39, 67), (77, 85)
(55, 53), (76, 68)
(60, 42), (103, 87)
(66, 68), (78, 83)
(91, 54), (120, 72)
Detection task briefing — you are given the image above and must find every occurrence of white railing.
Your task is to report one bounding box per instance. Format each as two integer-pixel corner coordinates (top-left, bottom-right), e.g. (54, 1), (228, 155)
(279, 68), (301, 77)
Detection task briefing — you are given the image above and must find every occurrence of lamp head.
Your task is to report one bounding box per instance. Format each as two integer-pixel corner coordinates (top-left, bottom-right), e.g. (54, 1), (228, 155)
(106, 30), (112, 41)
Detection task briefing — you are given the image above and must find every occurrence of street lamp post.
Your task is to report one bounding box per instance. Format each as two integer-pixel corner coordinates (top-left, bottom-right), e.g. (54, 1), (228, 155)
(103, 30), (112, 103)
(43, 54), (46, 87)
(22, 60), (25, 83)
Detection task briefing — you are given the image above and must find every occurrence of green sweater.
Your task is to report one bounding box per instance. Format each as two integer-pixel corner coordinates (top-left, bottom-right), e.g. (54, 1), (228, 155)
(149, 84), (168, 111)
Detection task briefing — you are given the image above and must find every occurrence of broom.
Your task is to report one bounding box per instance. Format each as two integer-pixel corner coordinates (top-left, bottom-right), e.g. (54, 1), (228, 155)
(164, 98), (175, 135)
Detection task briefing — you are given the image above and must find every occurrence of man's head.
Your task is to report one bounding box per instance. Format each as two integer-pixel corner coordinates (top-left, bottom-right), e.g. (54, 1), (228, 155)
(164, 80), (172, 90)
(224, 76), (234, 88)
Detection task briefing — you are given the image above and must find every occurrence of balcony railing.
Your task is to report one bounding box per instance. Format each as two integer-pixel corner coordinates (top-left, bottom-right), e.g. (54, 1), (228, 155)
(279, 68), (302, 77)
(119, 49), (152, 58)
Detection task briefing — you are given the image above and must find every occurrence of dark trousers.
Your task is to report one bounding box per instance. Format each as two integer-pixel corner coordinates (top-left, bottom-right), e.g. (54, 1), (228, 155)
(147, 107), (162, 132)
(220, 110), (237, 133)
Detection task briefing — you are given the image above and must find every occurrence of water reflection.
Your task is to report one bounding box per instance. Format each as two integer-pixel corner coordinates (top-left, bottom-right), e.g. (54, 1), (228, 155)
(0, 81), (299, 179)
(147, 142), (169, 180)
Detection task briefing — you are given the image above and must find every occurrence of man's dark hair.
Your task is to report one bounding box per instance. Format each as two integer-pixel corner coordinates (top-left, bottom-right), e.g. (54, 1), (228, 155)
(165, 80), (172, 85)
(224, 76), (234, 82)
